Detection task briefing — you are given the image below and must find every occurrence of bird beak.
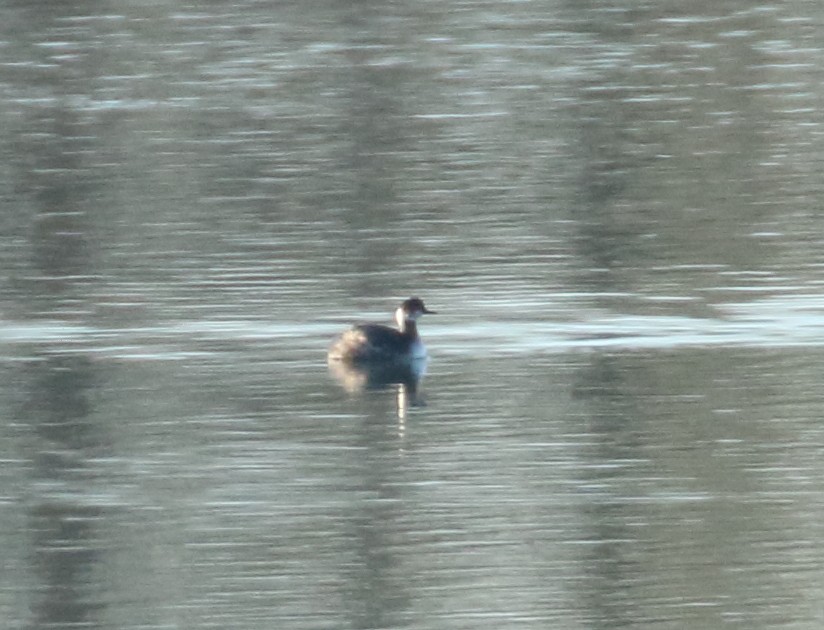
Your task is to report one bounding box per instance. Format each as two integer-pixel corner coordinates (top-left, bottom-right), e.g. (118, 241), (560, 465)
(423, 307), (436, 314)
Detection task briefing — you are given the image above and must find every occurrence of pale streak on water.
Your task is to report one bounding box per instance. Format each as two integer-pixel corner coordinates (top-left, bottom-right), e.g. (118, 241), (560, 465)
(3, 0), (824, 629)
(4, 293), (824, 356)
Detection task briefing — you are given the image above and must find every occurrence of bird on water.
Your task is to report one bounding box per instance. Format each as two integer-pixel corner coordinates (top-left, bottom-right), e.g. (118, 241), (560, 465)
(328, 297), (436, 364)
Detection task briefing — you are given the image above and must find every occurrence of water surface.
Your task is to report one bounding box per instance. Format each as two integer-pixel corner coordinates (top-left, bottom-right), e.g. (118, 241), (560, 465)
(2, 1), (824, 628)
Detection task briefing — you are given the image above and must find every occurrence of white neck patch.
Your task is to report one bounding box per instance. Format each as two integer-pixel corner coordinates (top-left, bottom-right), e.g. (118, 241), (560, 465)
(395, 307), (419, 329)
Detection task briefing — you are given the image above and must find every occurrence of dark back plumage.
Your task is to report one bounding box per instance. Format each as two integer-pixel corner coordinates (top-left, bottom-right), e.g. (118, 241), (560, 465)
(330, 324), (410, 362)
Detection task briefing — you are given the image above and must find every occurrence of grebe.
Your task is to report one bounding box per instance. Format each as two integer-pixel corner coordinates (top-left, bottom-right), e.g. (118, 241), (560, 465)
(328, 297), (436, 364)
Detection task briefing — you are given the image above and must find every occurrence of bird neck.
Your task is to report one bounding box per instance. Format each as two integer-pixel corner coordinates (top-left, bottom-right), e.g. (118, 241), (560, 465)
(400, 319), (418, 337)
(395, 309), (418, 336)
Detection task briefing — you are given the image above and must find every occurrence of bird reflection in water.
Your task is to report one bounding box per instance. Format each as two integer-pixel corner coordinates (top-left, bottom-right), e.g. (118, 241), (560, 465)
(327, 298), (436, 422)
(327, 356), (428, 422)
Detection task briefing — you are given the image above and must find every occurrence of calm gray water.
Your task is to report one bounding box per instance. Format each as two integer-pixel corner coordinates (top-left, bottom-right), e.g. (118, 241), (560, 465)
(2, 1), (824, 628)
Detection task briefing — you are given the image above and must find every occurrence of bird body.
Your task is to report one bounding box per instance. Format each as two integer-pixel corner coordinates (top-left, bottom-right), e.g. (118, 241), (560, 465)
(328, 297), (435, 364)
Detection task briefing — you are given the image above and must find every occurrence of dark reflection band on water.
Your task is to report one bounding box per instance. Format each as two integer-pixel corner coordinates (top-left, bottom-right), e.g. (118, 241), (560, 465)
(572, 355), (655, 627)
(18, 354), (106, 627)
